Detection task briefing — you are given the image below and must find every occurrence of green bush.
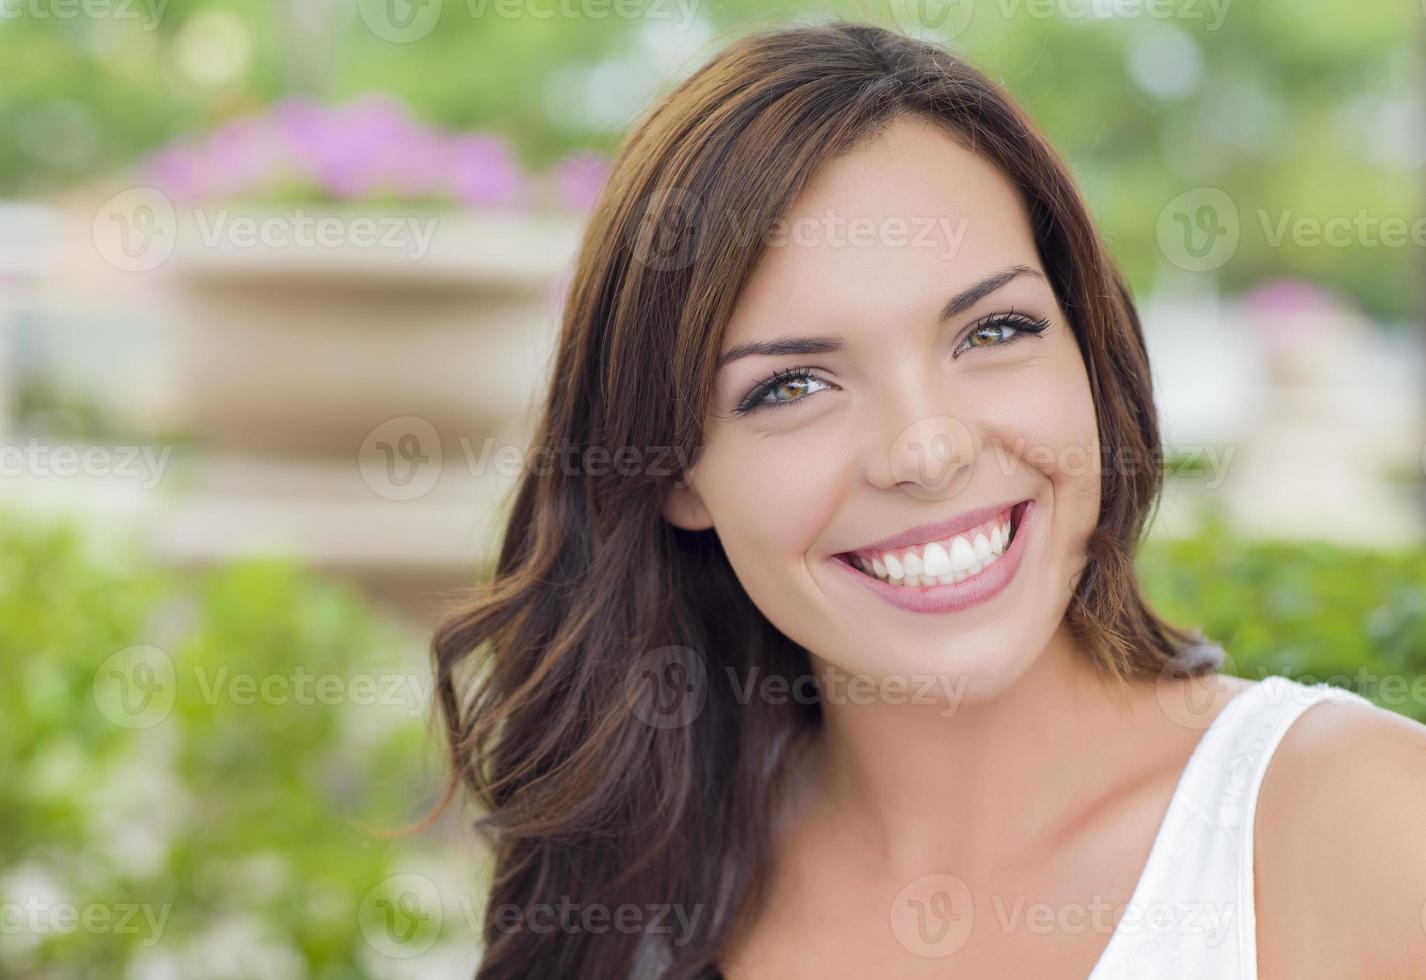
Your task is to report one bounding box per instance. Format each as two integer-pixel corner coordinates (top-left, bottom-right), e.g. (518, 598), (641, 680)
(0, 512), (466, 979)
(1140, 509), (1426, 721)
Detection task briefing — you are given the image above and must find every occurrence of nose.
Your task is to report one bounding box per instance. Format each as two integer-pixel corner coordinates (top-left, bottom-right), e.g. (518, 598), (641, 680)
(863, 383), (978, 501)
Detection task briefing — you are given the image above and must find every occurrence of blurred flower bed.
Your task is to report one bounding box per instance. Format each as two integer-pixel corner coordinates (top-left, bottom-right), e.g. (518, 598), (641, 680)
(0, 514), (463, 979)
(1, 507), (1423, 976)
(135, 93), (609, 212)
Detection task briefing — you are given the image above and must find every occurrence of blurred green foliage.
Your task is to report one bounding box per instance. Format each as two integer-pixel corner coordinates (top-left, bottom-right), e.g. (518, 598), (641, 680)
(1140, 507), (1426, 722)
(0, 0), (1420, 318)
(0, 512), (458, 977)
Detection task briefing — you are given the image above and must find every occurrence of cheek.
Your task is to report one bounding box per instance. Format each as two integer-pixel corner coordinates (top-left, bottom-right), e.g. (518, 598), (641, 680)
(696, 430), (843, 564)
(691, 429), (848, 633)
(974, 349), (1101, 512)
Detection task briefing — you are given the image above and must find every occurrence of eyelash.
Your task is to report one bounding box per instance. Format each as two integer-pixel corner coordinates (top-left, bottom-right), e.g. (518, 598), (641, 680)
(732, 310), (1052, 416)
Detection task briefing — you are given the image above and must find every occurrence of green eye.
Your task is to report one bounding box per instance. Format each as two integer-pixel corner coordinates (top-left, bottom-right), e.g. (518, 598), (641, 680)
(767, 375), (821, 403)
(734, 312), (1051, 417)
(967, 324), (1014, 347)
(954, 312), (1051, 357)
(736, 366), (832, 415)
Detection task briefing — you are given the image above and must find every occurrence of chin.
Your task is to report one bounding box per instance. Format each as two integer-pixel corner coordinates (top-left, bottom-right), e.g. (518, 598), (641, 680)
(815, 633), (1044, 715)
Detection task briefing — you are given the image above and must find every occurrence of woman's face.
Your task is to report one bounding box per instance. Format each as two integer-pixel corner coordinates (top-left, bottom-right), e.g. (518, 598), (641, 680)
(663, 115), (1102, 706)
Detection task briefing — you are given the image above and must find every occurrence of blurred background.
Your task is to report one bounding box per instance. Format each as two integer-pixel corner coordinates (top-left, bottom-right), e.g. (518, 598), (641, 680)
(1, 0), (1423, 976)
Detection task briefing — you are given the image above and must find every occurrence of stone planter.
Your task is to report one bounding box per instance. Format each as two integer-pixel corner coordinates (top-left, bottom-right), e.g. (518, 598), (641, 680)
(167, 204), (583, 456)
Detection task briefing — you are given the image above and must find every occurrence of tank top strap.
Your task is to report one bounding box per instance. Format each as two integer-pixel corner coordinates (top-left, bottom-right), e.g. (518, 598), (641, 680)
(1090, 674), (1374, 979)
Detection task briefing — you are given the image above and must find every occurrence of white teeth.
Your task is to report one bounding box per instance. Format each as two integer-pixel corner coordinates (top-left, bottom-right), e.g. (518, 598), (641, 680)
(973, 533), (991, 563)
(949, 535), (976, 572)
(847, 509), (1018, 587)
(902, 550), (923, 576)
(921, 541), (952, 577)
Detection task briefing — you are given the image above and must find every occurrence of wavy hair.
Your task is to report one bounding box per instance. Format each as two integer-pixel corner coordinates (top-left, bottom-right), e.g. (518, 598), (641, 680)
(430, 19), (1222, 980)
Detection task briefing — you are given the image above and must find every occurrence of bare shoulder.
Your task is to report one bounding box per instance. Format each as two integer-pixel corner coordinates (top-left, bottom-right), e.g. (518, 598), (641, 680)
(1254, 685), (1426, 978)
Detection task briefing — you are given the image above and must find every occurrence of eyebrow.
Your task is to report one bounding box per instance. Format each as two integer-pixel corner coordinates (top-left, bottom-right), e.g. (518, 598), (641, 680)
(715, 264), (1044, 371)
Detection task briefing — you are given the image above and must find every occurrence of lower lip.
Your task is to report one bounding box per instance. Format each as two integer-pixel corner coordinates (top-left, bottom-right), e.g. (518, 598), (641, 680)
(829, 500), (1035, 615)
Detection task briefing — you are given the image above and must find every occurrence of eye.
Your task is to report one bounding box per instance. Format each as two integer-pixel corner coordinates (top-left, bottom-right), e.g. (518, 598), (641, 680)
(734, 365), (835, 415)
(953, 310), (1051, 357)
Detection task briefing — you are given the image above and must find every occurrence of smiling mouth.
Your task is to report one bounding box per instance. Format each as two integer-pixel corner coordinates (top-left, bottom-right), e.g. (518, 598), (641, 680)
(834, 500), (1029, 588)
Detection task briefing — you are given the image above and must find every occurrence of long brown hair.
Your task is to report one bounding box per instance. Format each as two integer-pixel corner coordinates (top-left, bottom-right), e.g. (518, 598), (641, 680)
(430, 19), (1220, 979)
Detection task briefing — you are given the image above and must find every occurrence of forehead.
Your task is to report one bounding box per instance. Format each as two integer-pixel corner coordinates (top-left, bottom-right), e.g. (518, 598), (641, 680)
(724, 115), (1040, 347)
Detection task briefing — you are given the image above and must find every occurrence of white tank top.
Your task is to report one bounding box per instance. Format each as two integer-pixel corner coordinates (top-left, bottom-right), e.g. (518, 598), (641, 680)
(633, 674), (1373, 980)
(1088, 674), (1373, 978)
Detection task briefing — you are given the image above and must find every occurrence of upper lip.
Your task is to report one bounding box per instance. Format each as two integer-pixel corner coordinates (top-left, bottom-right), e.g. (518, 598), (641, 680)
(839, 498), (1028, 558)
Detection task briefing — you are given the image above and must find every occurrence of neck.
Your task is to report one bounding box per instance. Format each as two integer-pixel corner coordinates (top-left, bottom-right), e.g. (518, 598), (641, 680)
(796, 625), (1152, 880)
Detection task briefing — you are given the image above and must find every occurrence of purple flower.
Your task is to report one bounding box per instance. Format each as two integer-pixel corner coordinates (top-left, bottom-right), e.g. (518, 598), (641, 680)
(133, 94), (605, 211)
(446, 132), (525, 207)
(140, 140), (209, 202)
(1242, 277), (1345, 352)
(551, 150), (609, 211)
(202, 115), (288, 199)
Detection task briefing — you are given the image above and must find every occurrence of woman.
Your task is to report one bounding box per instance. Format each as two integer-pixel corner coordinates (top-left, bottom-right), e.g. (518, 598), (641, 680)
(431, 20), (1426, 979)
